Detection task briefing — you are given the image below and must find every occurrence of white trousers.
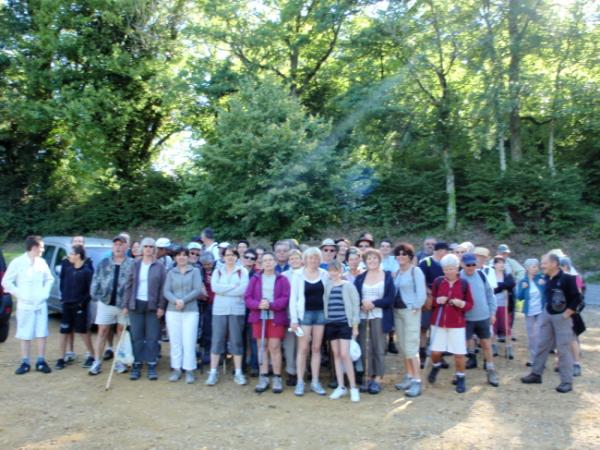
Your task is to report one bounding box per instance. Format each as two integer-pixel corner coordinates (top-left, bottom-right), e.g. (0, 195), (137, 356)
(166, 311), (199, 371)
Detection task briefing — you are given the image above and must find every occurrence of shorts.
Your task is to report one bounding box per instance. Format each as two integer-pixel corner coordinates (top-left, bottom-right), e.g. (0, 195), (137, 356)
(301, 309), (326, 326)
(95, 301), (128, 326)
(394, 308), (421, 358)
(252, 320), (286, 340)
(421, 310), (432, 329)
(430, 326), (467, 355)
(60, 302), (89, 334)
(211, 314), (245, 355)
(325, 322), (353, 341)
(466, 318), (492, 340)
(16, 304), (49, 340)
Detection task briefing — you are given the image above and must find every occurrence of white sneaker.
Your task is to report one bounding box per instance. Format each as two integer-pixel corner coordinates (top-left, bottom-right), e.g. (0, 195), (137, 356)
(114, 361), (128, 374)
(64, 352), (76, 363)
(329, 386), (347, 400)
(88, 361), (102, 376)
(205, 371), (218, 386)
(350, 387), (360, 402)
(234, 372), (247, 386)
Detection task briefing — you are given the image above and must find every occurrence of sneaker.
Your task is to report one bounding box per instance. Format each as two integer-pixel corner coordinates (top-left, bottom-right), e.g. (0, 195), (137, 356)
(205, 371), (218, 386)
(81, 356), (95, 369)
(428, 365), (441, 384)
(573, 364), (582, 377)
(388, 341), (399, 354)
(185, 370), (196, 384)
(294, 381), (305, 397)
(286, 373), (297, 387)
(350, 387), (360, 402)
(455, 375), (466, 393)
(395, 374), (412, 391)
(130, 362), (142, 380)
(405, 380), (422, 398)
(55, 358), (66, 370)
(169, 369), (182, 382)
(147, 363), (158, 380)
(329, 386), (348, 400)
(487, 368), (499, 387)
(272, 376), (283, 394)
(255, 375), (270, 393)
(556, 382), (573, 393)
(311, 381), (326, 396)
(466, 353), (477, 370)
(368, 381), (381, 395)
(36, 360), (52, 374)
(114, 361), (128, 374)
(64, 352), (76, 364)
(102, 348), (114, 361)
(88, 361), (102, 376)
(15, 362), (31, 375)
(234, 372), (247, 386)
(521, 373), (542, 384)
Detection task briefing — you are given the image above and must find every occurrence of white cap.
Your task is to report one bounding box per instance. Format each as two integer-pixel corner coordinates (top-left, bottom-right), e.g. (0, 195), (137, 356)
(187, 242), (202, 251)
(156, 237), (171, 248)
(218, 242), (230, 249)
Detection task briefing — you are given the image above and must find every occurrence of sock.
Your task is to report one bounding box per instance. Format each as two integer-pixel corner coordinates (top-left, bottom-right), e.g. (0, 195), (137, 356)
(456, 372), (465, 378)
(485, 362), (495, 370)
(210, 368), (217, 375)
(414, 379), (422, 383)
(36, 356), (45, 364)
(235, 368), (243, 376)
(22, 357), (30, 365)
(433, 362), (442, 368)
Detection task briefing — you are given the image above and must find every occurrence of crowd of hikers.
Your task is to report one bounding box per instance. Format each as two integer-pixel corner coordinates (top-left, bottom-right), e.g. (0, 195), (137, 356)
(1, 229), (587, 402)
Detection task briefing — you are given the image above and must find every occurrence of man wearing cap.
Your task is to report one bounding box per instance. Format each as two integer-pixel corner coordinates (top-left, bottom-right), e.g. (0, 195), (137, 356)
(497, 244), (525, 282)
(201, 228), (220, 261)
(418, 242), (449, 368)
(88, 236), (135, 375)
(156, 238), (173, 269)
(473, 247), (498, 290)
(460, 253), (499, 386)
(187, 242), (203, 269)
(319, 239), (338, 270)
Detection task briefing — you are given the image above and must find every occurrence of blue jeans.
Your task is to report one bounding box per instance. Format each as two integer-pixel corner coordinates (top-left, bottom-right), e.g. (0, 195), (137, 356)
(302, 309), (326, 326)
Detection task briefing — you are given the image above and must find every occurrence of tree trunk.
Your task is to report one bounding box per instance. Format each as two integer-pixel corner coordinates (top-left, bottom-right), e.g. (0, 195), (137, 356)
(443, 147), (457, 231)
(508, 0), (523, 162)
(548, 119), (556, 175)
(498, 125), (507, 173)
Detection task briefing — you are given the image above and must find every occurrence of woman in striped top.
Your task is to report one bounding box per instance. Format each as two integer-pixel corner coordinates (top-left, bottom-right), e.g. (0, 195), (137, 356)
(324, 261), (361, 402)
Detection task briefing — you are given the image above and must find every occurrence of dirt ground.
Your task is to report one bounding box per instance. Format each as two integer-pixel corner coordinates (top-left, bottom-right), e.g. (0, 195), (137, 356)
(0, 309), (599, 450)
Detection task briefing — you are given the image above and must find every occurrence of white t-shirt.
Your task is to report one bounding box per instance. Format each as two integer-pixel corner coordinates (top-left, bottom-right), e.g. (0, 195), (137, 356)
(360, 281), (384, 320)
(136, 262), (151, 301)
(528, 281), (542, 316)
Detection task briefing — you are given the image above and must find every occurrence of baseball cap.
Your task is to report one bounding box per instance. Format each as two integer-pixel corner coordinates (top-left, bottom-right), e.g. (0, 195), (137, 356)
(156, 238), (171, 248)
(112, 235), (127, 243)
(187, 242), (202, 251)
(140, 237), (156, 247)
(434, 242), (449, 251)
(320, 238), (338, 250)
(473, 247), (490, 257)
(218, 242), (231, 249)
(497, 244), (511, 254)
(461, 253), (477, 265)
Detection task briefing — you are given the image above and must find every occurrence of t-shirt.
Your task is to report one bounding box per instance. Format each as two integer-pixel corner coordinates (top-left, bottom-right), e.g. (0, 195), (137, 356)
(326, 285), (346, 323)
(528, 281), (542, 316)
(461, 271), (495, 321)
(109, 264), (121, 306)
(419, 257), (444, 288)
(304, 279), (324, 311)
(262, 273), (276, 319)
(360, 281), (384, 320)
(136, 262), (151, 301)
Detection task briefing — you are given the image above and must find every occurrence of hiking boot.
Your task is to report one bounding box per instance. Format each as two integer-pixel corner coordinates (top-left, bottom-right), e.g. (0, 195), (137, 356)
(455, 375), (466, 393)
(185, 370), (196, 384)
(88, 361), (102, 376)
(81, 356), (95, 369)
(234, 372), (247, 386)
(388, 341), (399, 354)
(368, 381), (381, 395)
(114, 361), (128, 374)
(521, 373), (542, 384)
(573, 364), (582, 377)
(311, 381), (326, 396)
(129, 363), (142, 380)
(15, 362), (30, 375)
(556, 382), (573, 393)
(255, 375), (270, 393)
(395, 373), (412, 391)
(294, 381), (305, 397)
(55, 358), (66, 370)
(329, 386), (348, 400)
(466, 353), (477, 370)
(205, 371), (218, 386)
(350, 387), (360, 402)
(405, 380), (422, 398)
(428, 365), (441, 384)
(272, 375), (283, 394)
(36, 360), (52, 374)
(102, 348), (114, 361)
(492, 344), (499, 357)
(487, 368), (499, 387)
(147, 363), (158, 380)
(169, 369), (182, 382)
(286, 373), (297, 387)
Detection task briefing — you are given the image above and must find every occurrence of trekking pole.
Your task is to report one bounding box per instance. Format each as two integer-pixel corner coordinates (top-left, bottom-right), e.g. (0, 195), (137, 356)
(504, 295), (513, 360)
(362, 318), (370, 391)
(105, 327), (128, 391)
(425, 304), (444, 371)
(258, 309), (268, 367)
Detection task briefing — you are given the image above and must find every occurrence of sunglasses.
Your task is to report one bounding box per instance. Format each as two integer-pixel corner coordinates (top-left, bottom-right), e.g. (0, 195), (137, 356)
(358, 244), (370, 248)
(465, 263), (477, 267)
(322, 248), (336, 253)
(189, 251), (200, 256)
(244, 255), (257, 261)
(396, 251), (410, 256)
(143, 245), (155, 248)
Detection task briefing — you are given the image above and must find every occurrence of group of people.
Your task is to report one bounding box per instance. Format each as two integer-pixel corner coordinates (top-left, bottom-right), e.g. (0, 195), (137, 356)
(1, 229), (586, 403)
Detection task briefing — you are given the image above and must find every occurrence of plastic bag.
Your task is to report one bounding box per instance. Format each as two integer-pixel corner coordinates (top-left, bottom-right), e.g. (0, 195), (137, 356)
(116, 330), (134, 366)
(350, 338), (362, 362)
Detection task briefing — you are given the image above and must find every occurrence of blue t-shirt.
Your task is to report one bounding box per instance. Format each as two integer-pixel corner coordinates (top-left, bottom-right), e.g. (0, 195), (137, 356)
(418, 257), (444, 288)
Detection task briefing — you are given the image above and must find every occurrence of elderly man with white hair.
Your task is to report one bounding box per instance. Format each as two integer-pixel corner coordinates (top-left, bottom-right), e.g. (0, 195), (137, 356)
(427, 254), (474, 394)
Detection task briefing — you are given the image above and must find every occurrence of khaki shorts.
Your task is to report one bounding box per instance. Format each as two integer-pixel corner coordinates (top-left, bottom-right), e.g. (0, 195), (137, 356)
(394, 308), (421, 358)
(94, 301), (129, 326)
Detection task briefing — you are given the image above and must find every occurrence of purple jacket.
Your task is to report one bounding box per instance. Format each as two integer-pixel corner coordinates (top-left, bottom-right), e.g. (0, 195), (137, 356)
(245, 273), (290, 327)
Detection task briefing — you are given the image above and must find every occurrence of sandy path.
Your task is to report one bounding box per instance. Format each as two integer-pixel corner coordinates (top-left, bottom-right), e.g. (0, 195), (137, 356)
(0, 309), (599, 449)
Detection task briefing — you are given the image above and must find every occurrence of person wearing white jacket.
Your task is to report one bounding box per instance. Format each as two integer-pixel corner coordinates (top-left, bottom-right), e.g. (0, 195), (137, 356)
(2, 236), (54, 375)
(289, 247), (329, 397)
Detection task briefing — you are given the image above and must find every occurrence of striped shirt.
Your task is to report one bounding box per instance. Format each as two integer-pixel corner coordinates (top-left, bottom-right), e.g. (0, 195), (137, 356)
(326, 285), (347, 323)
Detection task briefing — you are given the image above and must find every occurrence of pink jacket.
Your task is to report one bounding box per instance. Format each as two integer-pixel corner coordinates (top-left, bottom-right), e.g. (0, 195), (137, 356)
(245, 273), (291, 327)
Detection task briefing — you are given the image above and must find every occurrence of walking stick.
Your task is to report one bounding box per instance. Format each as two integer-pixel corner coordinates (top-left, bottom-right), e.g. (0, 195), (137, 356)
(258, 309), (268, 367)
(504, 293), (513, 360)
(105, 327), (128, 391)
(361, 318), (370, 391)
